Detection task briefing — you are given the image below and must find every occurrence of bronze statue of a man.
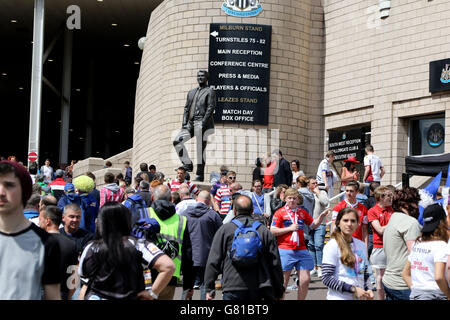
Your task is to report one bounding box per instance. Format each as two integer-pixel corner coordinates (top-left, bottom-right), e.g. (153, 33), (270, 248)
(173, 70), (216, 182)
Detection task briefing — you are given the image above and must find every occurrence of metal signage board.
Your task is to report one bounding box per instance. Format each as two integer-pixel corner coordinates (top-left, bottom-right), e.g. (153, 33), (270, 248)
(208, 23), (271, 125)
(430, 58), (450, 93)
(328, 128), (365, 162)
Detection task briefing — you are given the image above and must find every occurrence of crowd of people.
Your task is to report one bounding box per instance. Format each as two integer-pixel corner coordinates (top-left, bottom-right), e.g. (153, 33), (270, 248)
(0, 144), (449, 301)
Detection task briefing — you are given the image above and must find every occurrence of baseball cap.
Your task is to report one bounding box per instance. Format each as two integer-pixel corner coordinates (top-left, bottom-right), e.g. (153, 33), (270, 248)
(55, 169), (65, 178)
(64, 183), (75, 193)
(422, 203), (446, 233)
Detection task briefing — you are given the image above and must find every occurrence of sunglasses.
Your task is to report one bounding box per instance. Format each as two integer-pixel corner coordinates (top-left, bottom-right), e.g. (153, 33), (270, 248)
(228, 176), (236, 180)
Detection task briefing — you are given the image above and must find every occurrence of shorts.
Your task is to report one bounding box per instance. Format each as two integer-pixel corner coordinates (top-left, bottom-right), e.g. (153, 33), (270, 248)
(370, 247), (386, 269)
(279, 248), (314, 271)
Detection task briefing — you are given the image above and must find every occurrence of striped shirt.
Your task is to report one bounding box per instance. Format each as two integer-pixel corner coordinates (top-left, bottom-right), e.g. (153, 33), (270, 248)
(322, 238), (373, 300)
(214, 186), (232, 215)
(168, 179), (199, 196)
(100, 187), (125, 208)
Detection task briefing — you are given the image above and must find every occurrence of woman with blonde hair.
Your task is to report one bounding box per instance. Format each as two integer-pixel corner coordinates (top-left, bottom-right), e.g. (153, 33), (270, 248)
(322, 207), (374, 300)
(402, 204), (450, 300)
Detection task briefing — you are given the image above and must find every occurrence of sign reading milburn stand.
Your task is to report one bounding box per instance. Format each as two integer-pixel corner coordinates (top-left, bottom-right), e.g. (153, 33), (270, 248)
(209, 23), (271, 125)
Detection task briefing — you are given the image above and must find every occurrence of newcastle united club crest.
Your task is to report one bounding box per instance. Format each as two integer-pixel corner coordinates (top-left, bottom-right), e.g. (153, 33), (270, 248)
(221, 0), (263, 17)
(440, 64), (450, 84)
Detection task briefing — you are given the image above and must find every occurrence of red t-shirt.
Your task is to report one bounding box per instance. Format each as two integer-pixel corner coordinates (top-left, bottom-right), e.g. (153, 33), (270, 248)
(367, 204), (393, 248)
(271, 205), (313, 250)
(263, 161), (276, 189)
(331, 199), (368, 241)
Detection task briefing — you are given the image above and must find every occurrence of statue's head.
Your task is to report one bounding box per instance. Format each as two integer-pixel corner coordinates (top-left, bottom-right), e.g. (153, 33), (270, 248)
(197, 70), (209, 85)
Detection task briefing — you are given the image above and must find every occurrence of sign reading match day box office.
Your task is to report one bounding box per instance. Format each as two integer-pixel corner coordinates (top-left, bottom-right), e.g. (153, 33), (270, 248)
(208, 23), (272, 125)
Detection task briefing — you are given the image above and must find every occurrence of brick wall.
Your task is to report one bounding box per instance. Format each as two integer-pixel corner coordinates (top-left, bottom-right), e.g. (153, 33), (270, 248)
(323, 0), (450, 185)
(133, 0), (326, 189)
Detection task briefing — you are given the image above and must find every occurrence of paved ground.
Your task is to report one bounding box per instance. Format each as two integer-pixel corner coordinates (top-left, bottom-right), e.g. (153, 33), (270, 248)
(174, 273), (328, 300)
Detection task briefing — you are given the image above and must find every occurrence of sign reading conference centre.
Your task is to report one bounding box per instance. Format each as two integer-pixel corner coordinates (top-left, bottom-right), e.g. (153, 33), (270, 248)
(208, 23), (271, 125)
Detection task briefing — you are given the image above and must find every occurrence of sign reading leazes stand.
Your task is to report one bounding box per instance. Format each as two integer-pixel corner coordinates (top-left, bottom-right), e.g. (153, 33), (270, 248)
(209, 23), (271, 125)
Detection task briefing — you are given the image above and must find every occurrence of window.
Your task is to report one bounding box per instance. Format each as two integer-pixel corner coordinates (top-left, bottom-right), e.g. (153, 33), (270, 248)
(409, 113), (445, 156)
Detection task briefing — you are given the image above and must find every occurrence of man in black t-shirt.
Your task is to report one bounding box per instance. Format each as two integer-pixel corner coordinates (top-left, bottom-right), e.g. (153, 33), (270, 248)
(59, 203), (95, 255)
(0, 161), (61, 299)
(39, 205), (79, 300)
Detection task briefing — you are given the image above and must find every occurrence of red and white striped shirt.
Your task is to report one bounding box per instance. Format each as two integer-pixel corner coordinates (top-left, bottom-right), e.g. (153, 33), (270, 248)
(214, 185), (232, 215)
(100, 187), (125, 208)
(168, 179), (199, 196)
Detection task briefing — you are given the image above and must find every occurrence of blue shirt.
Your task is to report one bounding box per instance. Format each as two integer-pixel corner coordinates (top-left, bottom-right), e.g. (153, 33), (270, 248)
(251, 192), (265, 215)
(24, 210), (39, 220)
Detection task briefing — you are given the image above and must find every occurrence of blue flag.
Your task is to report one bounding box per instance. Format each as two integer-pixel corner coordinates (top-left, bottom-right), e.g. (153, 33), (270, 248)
(418, 171), (442, 226)
(445, 162), (450, 187)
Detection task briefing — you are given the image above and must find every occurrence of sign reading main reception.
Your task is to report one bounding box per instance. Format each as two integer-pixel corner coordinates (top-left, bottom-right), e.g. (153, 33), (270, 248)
(430, 58), (450, 93)
(209, 23), (271, 125)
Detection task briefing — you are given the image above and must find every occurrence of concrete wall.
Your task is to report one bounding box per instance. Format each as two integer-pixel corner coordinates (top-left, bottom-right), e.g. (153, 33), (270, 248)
(133, 0), (326, 189)
(323, 0), (450, 185)
(72, 148), (132, 189)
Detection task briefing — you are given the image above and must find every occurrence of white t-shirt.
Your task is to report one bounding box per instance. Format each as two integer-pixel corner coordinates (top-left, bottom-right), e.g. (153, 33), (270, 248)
(316, 159), (330, 185)
(448, 240), (450, 286)
(316, 159), (336, 198)
(322, 238), (371, 300)
(41, 165), (53, 183)
(176, 199), (197, 215)
(363, 154), (383, 182)
(408, 240), (448, 292)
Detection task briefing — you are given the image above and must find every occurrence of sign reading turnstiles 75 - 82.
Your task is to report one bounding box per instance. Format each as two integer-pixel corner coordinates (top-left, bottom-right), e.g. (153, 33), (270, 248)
(209, 23), (271, 125)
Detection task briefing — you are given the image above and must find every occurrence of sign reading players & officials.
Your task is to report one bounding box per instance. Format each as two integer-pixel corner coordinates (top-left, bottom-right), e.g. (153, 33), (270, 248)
(208, 23), (271, 125)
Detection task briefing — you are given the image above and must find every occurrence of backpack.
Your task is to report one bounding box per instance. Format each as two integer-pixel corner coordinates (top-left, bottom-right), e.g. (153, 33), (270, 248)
(131, 217), (160, 241)
(126, 198), (150, 227)
(228, 219), (263, 268)
(79, 194), (99, 234)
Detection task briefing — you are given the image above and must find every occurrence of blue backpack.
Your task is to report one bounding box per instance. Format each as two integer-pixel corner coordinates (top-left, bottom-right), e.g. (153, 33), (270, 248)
(228, 219), (263, 268)
(126, 198), (150, 227)
(131, 217), (160, 241)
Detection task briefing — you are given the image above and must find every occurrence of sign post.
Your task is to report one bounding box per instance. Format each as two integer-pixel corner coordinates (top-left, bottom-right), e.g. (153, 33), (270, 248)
(28, 0), (45, 168)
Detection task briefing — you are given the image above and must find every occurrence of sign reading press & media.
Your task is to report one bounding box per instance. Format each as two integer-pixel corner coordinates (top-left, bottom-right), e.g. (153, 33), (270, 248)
(430, 58), (450, 93)
(208, 23), (271, 125)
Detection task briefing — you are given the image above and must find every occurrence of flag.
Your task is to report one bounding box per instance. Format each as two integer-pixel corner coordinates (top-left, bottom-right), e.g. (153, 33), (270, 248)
(418, 171), (442, 226)
(445, 162), (450, 187)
